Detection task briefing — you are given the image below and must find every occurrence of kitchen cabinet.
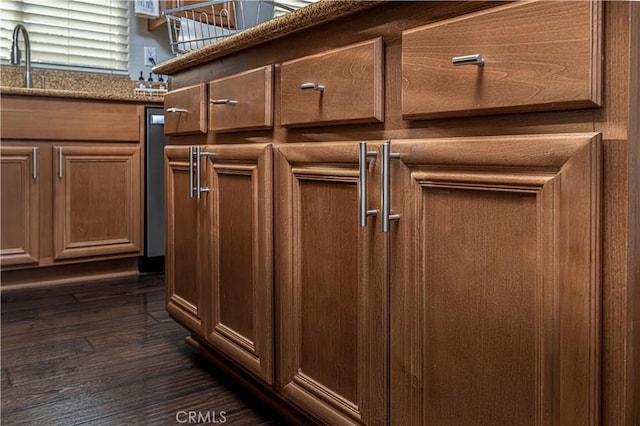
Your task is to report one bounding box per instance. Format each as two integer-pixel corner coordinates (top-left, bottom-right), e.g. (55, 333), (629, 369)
(390, 134), (601, 425)
(53, 145), (141, 260)
(0, 143), (143, 267)
(275, 142), (387, 424)
(165, 145), (203, 334)
(204, 143), (274, 384)
(163, 84), (210, 328)
(165, 143), (274, 384)
(0, 97), (145, 287)
(158, 0), (639, 424)
(275, 133), (601, 425)
(0, 146), (39, 267)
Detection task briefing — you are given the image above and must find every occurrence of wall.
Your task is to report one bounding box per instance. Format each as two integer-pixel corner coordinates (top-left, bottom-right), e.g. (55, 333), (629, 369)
(129, 5), (175, 82)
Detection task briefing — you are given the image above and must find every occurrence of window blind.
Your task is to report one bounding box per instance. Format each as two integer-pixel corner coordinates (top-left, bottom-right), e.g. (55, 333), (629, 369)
(273, 0), (316, 18)
(0, 0), (129, 72)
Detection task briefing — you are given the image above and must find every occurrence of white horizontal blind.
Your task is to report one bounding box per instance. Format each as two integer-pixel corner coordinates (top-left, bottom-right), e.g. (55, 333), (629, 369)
(0, 0), (129, 71)
(273, 0), (316, 18)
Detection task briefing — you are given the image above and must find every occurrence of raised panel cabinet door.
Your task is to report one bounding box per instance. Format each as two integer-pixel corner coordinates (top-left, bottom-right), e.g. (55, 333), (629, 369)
(165, 145), (203, 335)
(202, 143), (274, 384)
(275, 142), (387, 425)
(390, 134), (602, 425)
(52, 145), (142, 260)
(0, 146), (39, 267)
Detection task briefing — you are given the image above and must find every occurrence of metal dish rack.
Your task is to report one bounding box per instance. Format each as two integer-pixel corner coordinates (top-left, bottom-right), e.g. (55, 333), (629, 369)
(164, 0), (300, 55)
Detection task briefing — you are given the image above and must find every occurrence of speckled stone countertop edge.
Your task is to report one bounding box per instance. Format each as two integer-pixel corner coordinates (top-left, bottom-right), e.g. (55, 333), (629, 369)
(153, 0), (383, 75)
(0, 86), (164, 104)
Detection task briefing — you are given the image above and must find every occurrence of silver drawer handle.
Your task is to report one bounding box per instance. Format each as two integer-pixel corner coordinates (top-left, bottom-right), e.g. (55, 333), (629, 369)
(210, 98), (238, 105)
(452, 54), (485, 67)
(301, 82), (325, 92)
(359, 142), (378, 227)
(166, 107), (189, 113)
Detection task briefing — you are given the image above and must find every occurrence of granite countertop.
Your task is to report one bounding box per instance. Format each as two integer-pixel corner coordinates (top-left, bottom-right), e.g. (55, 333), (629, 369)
(1, 66), (164, 103)
(0, 86), (164, 103)
(153, 0), (382, 75)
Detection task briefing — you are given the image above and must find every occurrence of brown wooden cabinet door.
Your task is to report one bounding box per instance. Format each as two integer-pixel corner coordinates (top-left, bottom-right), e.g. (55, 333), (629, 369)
(390, 134), (602, 425)
(202, 143), (274, 384)
(275, 142), (388, 425)
(165, 145), (203, 335)
(52, 145), (142, 260)
(0, 146), (39, 267)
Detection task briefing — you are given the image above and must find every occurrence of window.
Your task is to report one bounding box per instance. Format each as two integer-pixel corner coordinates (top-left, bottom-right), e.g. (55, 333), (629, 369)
(1, 0), (129, 72)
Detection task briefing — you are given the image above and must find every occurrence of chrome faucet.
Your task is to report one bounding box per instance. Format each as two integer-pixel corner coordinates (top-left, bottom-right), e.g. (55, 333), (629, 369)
(10, 24), (32, 88)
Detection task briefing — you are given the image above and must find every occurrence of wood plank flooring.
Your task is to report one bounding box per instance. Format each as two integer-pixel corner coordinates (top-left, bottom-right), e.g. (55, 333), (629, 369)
(1, 273), (287, 425)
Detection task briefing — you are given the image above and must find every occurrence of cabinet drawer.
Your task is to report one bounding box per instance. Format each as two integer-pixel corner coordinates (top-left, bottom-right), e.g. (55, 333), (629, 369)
(208, 65), (273, 133)
(280, 38), (384, 127)
(164, 84), (207, 135)
(402, 1), (602, 119)
(1, 97), (139, 141)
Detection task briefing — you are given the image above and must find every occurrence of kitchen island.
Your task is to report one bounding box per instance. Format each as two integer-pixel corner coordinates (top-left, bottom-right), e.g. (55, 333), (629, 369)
(156, 1), (639, 424)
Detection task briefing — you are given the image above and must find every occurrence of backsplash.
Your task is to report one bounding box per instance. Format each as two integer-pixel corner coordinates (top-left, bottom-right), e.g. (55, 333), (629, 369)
(1, 65), (140, 95)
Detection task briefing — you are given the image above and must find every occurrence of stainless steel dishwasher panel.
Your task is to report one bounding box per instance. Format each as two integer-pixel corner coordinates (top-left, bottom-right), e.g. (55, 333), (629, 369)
(140, 107), (167, 271)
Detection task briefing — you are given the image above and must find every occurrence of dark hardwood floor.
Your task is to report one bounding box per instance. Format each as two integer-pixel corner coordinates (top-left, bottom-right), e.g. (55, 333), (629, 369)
(1, 272), (287, 425)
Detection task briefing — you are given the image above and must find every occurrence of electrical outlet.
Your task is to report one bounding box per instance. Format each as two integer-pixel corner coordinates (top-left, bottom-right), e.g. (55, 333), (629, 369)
(144, 46), (156, 66)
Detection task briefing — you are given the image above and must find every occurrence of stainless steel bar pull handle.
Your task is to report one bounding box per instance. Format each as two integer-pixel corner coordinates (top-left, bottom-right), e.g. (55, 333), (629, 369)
(57, 147), (63, 178)
(359, 142), (378, 227)
(300, 82), (325, 92)
(381, 142), (400, 233)
(452, 54), (484, 67)
(32, 147), (38, 179)
(195, 146), (211, 199)
(166, 107), (189, 113)
(210, 98), (238, 105)
(189, 146), (195, 198)
(196, 146), (202, 199)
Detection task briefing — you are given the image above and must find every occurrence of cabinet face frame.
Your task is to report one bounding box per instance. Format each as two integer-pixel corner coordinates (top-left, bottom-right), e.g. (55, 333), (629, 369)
(52, 145), (142, 261)
(390, 134), (602, 425)
(275, 141), (388, 425)
(0, 146), (40, 266)
(202, 143), (274, 385)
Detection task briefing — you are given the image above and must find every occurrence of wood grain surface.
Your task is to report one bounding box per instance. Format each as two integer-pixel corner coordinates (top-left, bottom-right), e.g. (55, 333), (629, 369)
(0, 274), (286, 425)
(402, 1), (602, 119)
